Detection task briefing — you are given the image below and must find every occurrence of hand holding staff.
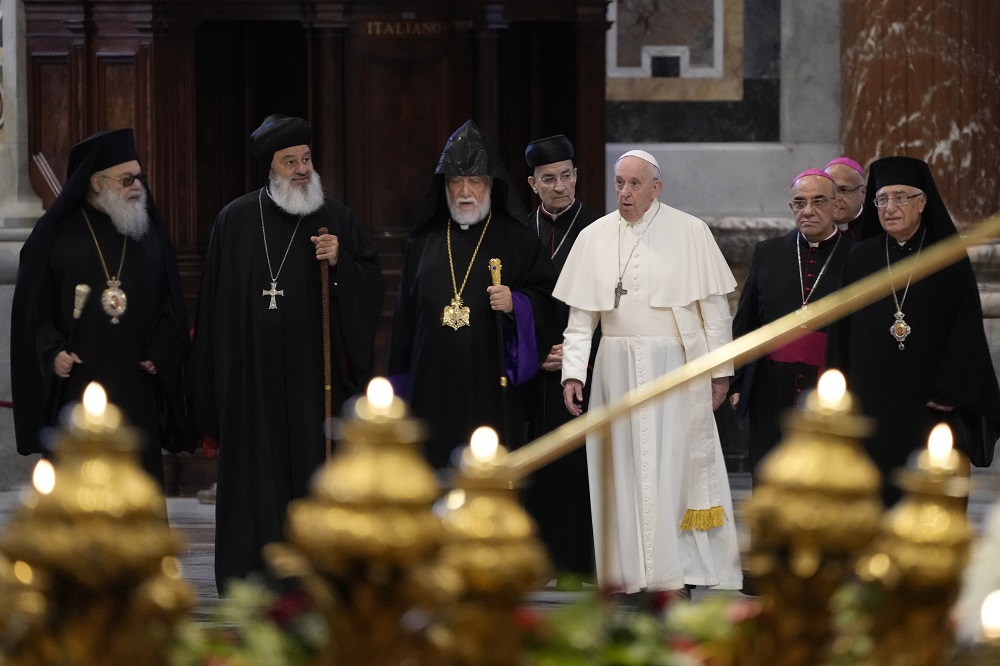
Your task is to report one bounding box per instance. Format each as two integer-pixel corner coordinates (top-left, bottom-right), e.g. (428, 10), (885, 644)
(317, 227), (333, 460)
(488, 258), (510, 444)
(48, 284), (91, 421)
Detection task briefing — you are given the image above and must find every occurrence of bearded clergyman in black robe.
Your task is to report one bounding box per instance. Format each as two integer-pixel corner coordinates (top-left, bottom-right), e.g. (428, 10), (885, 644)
(731, 169), (853, 481)
(192, 114), (384, 593)
(11, 128), (193, 485)
(828, 156), (1000, 506)
(389, 120), (558, 469)
(521, 134), (601, 579)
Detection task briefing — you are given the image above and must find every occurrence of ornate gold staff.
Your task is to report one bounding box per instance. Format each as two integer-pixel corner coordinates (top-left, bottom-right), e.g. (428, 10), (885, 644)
(46, 283), (91, 423)
(488, 258), (509, 444)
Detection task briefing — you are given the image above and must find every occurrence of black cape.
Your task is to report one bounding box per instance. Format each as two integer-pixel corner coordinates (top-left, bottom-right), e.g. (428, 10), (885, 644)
(522, 199), (601, 575)
(731, 229), (852, 477)
(192, 190), (383, 592)
(828, 228), (1000, 505)
(11, 201), (192, 482)
(388, 209), (559, 469)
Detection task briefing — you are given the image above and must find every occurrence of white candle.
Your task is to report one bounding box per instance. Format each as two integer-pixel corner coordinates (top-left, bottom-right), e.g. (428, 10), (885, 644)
(816, 369), (847, 409)
(470, 426), (499, 463)
(366, 377), (394, 416)
(981, 589), (1000, 639)
(927, 423), (953, 470)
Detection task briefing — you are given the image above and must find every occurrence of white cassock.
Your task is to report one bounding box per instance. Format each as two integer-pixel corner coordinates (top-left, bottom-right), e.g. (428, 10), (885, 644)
(554, 200), (743, 593)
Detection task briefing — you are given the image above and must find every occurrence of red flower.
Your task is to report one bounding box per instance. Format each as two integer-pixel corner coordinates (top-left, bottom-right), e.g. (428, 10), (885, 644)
(269, 589), (310, 627)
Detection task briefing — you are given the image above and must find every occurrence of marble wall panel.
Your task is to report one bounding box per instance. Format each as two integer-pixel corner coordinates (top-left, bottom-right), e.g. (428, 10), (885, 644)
(842, 0), (1000, 226)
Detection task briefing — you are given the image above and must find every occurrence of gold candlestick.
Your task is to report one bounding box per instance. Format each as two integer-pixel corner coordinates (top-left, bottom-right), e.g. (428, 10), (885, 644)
(857, 423), (972, 666)
(741, 370), (881, 666)
(435, 426), (550, 665)
(0, 382), (191, 666)
(265, 377), (448, 666)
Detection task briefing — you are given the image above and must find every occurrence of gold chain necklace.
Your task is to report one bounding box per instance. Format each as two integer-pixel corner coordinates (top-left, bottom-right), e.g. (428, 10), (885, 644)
(442, 212), (493, 330)
(886, 228), (926, 350)
(82, 208), (128, 324)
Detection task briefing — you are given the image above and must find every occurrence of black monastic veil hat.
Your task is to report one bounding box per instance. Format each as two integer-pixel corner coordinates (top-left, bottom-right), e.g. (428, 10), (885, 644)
(249, 114), (313, 161)
(857, 155), (958, 243)
(524, 134), (575, 169)
(44, 128), (140, 224)
(412, 120), (527, 232)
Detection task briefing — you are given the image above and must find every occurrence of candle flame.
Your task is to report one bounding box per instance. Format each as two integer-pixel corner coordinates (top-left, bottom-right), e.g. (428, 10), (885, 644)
(927, 423), (953, 467)
(470, 426), (499, 462)
(82, 382), (107, 418)
(982, 590), (1000, 639)
(816, 370), (846, 407)
(366, 377), (394, 414)
(32, 459), (56, 495)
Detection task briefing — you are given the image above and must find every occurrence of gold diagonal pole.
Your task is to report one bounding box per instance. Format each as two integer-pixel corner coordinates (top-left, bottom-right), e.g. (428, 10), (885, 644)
(506, 213), (1000, 479)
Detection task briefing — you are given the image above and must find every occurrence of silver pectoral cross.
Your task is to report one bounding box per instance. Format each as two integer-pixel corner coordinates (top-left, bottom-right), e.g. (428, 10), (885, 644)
(262, 281), (284, 309)
(614, 280), (628, 308)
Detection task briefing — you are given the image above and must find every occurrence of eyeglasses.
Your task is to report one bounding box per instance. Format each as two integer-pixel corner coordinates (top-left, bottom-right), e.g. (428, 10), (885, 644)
(837, 184), (864, 195)
(789, 196), (831, 211)
(874, 192), (923, 208)
(537, 172), (575, 187)
(98, 173), (144, 188)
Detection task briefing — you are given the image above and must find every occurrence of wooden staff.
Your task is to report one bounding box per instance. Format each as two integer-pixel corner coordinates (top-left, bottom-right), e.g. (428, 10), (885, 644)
(488, 258), (509, 445)
(319, 226), (333, 460)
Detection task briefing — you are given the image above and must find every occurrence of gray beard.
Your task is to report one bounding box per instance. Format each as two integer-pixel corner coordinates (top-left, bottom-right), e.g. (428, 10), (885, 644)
(94, 186), (150, 239)
(447, 192), (492, 226)
(268, 170), (325, 216)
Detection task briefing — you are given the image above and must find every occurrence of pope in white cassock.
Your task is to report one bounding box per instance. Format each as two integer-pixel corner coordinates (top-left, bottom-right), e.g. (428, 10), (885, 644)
(555, 150), (743, 594)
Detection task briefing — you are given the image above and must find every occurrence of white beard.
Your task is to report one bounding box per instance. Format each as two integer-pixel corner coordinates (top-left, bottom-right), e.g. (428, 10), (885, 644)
(268, 170), (325, 216)
(447, 186), (492, 226)
(94, 185), (150, 240)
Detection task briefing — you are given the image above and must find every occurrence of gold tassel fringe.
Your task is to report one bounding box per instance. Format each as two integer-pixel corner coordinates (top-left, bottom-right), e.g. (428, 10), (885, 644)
(679, 506), (726, 531)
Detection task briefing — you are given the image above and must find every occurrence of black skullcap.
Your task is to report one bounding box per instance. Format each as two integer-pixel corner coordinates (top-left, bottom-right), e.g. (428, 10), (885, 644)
(249, 114), (313, 161)
(66, 128), (138, 179)
(524, 135), (575, 169)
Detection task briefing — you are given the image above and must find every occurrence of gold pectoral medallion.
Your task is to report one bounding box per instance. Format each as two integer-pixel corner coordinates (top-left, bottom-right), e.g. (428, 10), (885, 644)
(442, 295), (470, 330)
(890, 311), (911, 350)
(101, 279), (127, 324)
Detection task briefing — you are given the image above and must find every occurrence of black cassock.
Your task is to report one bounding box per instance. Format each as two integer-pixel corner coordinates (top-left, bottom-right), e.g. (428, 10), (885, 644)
(11, 202), (191, 483)
(828, 228), (1000, 505)
(523, 199), (601, 576)
(732, 230), (852, 478)
(193, 190), (383, 592)
(389, 211), (558, 469)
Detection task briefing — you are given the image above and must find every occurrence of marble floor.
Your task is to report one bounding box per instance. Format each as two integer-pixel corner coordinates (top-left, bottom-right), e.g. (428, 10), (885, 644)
(1, 467), (998, 622)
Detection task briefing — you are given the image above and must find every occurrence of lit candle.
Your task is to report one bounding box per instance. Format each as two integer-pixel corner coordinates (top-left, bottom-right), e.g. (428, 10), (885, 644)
(83, 382), (107, 425)
(927, 423), (954, 470)
(32, 459), (56, 495)
(366, 377), (394, 416)
(982, 590), (1000, 640)
(470, 427), (499, 463)
(816, 370), (847, 409)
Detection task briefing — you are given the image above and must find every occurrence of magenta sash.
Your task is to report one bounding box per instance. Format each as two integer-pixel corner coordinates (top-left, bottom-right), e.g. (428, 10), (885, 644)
(767, 331), (827, 368)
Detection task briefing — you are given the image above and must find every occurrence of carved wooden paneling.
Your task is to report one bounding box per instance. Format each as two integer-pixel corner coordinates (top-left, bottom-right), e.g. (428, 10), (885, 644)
(28, 51), (83, 187)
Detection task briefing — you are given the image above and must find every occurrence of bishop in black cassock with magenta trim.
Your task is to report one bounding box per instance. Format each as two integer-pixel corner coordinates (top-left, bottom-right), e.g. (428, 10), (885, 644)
(731, 168), (852, 479)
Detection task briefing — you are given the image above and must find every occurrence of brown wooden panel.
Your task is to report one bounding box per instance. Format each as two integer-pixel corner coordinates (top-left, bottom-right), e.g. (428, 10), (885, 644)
(94, 53), (139, 133)
(29, 53), (78, 184)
